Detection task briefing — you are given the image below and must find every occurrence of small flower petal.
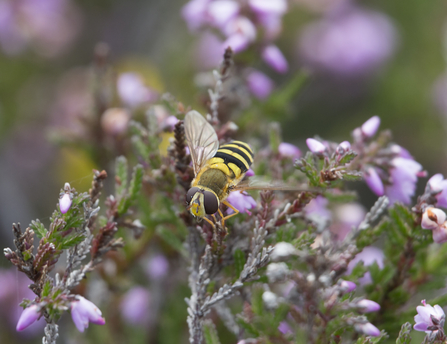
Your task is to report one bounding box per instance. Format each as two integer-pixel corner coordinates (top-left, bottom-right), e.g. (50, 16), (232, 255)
(246, 70), (274, 100)
(421, 207), (446, 230)
(355, 322), (381, 337)
(340, 280), (356, 293)
(364, 167), (384, 196)
(357, 299), (381, 313)
(59, 193), (72, 214)
(278, 142), (301, 159)
(361, 116), (381, 137)
(306, 138), (326, 153)
(262, 45), (288, 73)
(16, 305), (40, 331)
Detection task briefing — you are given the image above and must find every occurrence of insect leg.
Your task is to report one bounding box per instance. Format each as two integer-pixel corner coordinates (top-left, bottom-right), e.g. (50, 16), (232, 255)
(219, 200), (240, 227)
(202, 216), (215, 228)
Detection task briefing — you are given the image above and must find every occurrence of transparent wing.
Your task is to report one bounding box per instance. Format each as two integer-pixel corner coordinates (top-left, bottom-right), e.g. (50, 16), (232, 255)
(184, 110), (219, 175)
(232, 176), (312, 192)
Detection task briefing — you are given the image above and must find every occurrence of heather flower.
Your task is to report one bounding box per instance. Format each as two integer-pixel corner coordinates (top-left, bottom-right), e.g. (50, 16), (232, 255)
(299, 7), (397, 75)
(246, 168), (255, 177)
(181, 0), (210, 32)
(120, 287), (151, 326)
(195, 32), (225, 70)
(306, 138), (326, 153)
(432, 224), (447, 244)
(305, 196), (331, 230)
(226, 191), (257, 215)
(146, 254), (169, 280)
(59, 193), (72, 214)
(361, 116), (380, 138)
(70, 296), (105, 332)
(248, 0), (287, 40)
(117, 73), (157, 108)
(354, 322), (381, 337)
(246, 70), (274, 100)
(340, 280), (356, 293)
(262, 45), (288, 73)
(414, 300), (445, 333)
(384, 157), (423, 205)
(357, 299), (380, 313)
(364, 167), (384, 196)
(331, 203), (366, 241)
(16, 305), (41, 331)
(421, 207), (446, 230)
(278, 142), (301, 159)
(428, 174), (447, 208)
(278, 321), (292, 334)
(206, 0), (240, 29)
(336, 141), (351, 153)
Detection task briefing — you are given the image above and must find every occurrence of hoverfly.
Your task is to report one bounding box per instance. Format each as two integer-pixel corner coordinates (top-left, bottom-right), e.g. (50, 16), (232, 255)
(184, 110), (308, 227)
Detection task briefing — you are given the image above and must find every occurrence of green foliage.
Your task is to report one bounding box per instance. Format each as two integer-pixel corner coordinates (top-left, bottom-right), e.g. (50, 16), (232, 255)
(203, 321), (221, 344)
(156, 225), (188, 257)
(233, 249), (246, 278)
(115, 156), (129, 199)
(395, 323), (412, 344)
(31, 219), (47, 238)
(117, 163), (144, 216)
(296, 153), (321, 187)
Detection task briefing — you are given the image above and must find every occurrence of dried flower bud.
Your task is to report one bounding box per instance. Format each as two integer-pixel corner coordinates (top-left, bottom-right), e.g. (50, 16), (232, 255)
(270, 242), (298, 260)
(421, 207), (446, 230)
(262, 291), (279, 309)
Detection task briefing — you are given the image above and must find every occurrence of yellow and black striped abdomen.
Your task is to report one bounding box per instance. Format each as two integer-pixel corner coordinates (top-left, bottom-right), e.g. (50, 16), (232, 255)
(207, 141), (254, 179)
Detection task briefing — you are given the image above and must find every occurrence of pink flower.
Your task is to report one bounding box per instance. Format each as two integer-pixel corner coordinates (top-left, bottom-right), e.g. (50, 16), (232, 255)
(347, 246), (384, 285)
(364, 167), (384, 196)
(428, 174), (447, 208)
(357, 299), (380, 313)
(384, 157), (423, 205)
(71, 296), (105, 332)
(340, 280), (356, 293)
(120, 287), (151, 326)
(117, 73), (157, 108)
(354, 322), (381, 337)
(246, 70), (274, 100)
(306, 138), (326, 153)
(146, 254), (169, 280)
(59, 192), (72, 214)
(337, 141), (351, 152)
(414, 300), (445, 333)
(421, 207), (446, 230)
(226, 191), (257, 215)
(206, 0), (240, 29)
(361, 116), (380, 138)
(181, 0), (210, 31)
(16, 305), (41, 331)
(278, 142), (301, 159)
(262, 45), (288, 73)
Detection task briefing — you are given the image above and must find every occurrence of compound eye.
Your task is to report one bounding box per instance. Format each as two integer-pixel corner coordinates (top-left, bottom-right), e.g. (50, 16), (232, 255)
(186, 187), (200, 203)
(203, 191), (219, 215)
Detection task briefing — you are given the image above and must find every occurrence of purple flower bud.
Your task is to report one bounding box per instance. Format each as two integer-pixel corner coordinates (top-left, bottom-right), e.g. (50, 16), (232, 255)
(207, 0), (240, 29)
(421, 207), (446, 230)
(226, 191), (257, 215)
(248, 0), (287, 16)
(414, 301), (445, 333)
(120, 287), (151, 326)
(337, 141), (351, 153)
(357, 299), (381, 313)
(364, 167), (384, 196)
(181, 0), (210, 32)
(432, 225), (447, 244)
(340, 280), (356, 293)
(354, 322), (381, 337)
(223, 16), (256, 42)
(59, 193), (72, 214)
(428, 174), (447, 208)
(222, 33), (250, 53)
(384, 157), (423, 205)
(246, 168), (255, 177)
(246, 70), (274, 100)
(146, 254), (169, 280)
(347, 246), (384, 285)
(195, 32), (225, 70)
(306, 138), (326, 153)
(71, 296), (105, 332)
(16, 305), (40, 331)
(278, 321), (292, 334)
(361, 116), (381, 138)
(278, 142), (301, 159)
(262, 45), (288, 73)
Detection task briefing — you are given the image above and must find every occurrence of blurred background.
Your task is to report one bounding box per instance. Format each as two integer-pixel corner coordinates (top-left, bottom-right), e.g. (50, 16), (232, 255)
(0, 0), (446, 342)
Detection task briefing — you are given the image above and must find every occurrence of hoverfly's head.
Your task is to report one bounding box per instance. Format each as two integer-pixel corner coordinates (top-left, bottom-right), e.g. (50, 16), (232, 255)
(186, 187), (219, 217)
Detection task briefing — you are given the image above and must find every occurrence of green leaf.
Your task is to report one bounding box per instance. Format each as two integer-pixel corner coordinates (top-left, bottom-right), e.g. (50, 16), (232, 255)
(203, 320), (221, 344)
(236, 318), (260, 337)
(30, 219), (47, 238)
(251, 288), (264, 316)
(395, 322), (412, 344)
(338, 151), (358, 166)
(60, 234), (85, 250)
(273, 303), (290, 327)
(115, 156), (128, 200)
(118, 164), (144, 215)
(234, 249), (246, 278)
(131, 136), (151, 164)
(341, 172), (363, 182)
(42, 280), (52, 297)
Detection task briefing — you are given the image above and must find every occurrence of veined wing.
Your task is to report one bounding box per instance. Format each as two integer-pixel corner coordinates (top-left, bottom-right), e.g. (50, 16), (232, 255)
(184, 110), (219, 175)
(231, 176), (312, 192)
